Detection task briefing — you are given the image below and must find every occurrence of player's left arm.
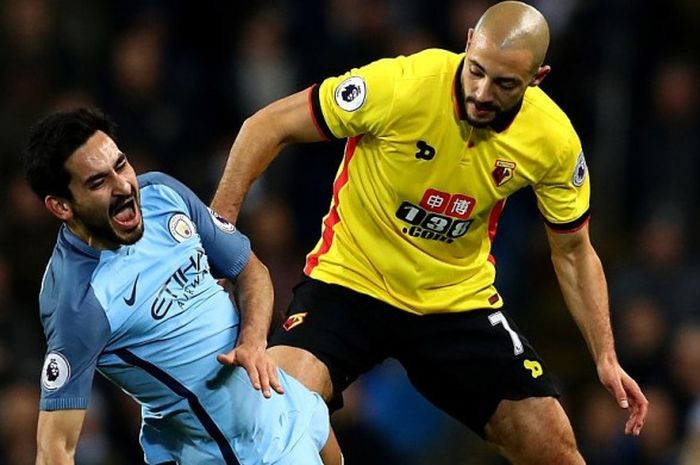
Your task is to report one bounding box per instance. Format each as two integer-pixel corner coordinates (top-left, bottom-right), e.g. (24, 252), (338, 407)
(546, 223), (649, 435)
(216, 252), (283, 398)
(143, 173), (283, 397)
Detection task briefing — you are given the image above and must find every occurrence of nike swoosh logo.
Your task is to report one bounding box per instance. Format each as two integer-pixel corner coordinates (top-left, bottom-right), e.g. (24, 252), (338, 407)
(123, 274), (139, 306)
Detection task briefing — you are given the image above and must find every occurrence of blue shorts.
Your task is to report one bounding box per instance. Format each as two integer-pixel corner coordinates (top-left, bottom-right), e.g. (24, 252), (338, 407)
(141, 368), (329, 465)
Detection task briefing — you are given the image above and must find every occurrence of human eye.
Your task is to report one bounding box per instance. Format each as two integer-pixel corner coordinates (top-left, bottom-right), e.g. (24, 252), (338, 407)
(469, 66), (484, 77)
(493, 77), (520, 91)
(89, 178), (105, 190)
(115, 154), (128, 171)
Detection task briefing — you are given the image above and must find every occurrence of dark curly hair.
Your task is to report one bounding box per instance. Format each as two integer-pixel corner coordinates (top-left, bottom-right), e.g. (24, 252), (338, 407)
(24, 108), (117, 200)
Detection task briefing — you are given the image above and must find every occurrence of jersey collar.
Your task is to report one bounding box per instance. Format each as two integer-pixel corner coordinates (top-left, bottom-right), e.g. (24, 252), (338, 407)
(60, 224), (101, 258)
(60, 224), (133, 258)
(453, 57), (523, 133)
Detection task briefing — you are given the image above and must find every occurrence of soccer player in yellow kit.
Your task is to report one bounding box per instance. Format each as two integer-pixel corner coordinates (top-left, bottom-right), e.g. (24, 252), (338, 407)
(212, 2), (648, 463)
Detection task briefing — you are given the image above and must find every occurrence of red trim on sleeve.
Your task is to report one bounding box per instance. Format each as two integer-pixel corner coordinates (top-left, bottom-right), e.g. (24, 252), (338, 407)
(304, 136), (362, 274)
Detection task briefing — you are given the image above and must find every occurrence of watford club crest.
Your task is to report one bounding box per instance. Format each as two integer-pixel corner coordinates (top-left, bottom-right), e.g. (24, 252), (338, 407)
(492, 160), (516, 187)
(282, 312), (308, 331)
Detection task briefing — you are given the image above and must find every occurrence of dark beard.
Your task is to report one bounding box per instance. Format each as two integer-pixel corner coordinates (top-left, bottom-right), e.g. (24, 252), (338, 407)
(80, 213), (143, 246)
(464, 97), (501, 128)
(464, 114), (492, 128)
(73, 200), (144, 247)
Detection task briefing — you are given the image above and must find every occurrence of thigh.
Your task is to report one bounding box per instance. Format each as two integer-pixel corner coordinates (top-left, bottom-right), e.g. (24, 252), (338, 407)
(397, 308), (560, 437)
(485, 397), (584, 465)
(228, 368), (330, 464)
(269, 278), (390, 409)
(273, 436), (324, 465)
(272, 370), (332, 465)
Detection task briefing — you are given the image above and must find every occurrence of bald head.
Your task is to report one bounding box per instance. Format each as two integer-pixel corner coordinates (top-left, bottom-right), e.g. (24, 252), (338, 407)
(472, 1), (550, 70)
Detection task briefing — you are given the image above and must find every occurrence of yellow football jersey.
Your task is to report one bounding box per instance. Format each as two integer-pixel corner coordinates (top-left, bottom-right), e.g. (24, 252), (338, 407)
(304, 48), (590, 315)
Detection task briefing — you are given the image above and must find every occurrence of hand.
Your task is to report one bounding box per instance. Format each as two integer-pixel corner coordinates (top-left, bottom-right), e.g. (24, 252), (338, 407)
(597, 360), (649, 436)
(217, 343), (284, 398)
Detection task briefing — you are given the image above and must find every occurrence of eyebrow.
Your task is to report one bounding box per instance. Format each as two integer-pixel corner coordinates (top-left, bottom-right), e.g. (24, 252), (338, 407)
(467, 58), (522, 85)
(83, 152), (126, 186)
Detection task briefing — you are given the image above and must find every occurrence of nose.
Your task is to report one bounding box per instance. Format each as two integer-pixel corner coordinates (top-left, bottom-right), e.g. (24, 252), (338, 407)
(113, 172), (132, 195)
(473, 78), (493, 103)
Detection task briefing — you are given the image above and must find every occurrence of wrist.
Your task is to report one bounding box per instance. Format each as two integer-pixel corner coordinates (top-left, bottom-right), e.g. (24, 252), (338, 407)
(237, 330), (267, 349)
(594, 349), (618, 368)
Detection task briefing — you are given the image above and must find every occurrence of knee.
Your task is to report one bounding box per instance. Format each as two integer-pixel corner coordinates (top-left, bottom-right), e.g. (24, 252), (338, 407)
(267, 346), (334, 399)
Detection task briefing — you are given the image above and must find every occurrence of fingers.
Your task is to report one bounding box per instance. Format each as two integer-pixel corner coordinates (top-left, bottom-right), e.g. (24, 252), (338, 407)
(251, 357), (285, 397)
(216, 352), (236, 365)
(623, 378), (649, 436)
(269, 366), (284, 395)
(600, 365), (645, 435)
(605, 374), (629, 410)
(216, 348), (284, 398)
(243, 363), (263, 393)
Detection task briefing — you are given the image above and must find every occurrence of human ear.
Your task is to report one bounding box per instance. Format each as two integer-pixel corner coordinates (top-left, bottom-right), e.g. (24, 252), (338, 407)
(45, 196), (73, 221)
(466, 28), (475, 52)
(530, 65), (551, 87)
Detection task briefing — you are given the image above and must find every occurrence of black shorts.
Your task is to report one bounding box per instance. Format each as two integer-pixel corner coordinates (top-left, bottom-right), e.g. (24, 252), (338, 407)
(269, 278), (560, 436)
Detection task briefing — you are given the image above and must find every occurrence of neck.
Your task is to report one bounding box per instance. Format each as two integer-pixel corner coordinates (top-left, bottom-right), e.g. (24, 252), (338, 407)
(66, 221), (119, 251)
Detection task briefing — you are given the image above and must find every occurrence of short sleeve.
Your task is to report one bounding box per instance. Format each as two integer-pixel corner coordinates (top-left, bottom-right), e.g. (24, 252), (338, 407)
(39, 288), (111, 411)
(139, 172), (252, 280)
(311, 57), (402, 140)
(534, 132), (591, 231)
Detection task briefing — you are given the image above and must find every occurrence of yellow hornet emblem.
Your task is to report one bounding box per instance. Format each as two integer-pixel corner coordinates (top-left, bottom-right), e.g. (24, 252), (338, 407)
(524, 359), (543, 378)
(282, 312), (308, 332)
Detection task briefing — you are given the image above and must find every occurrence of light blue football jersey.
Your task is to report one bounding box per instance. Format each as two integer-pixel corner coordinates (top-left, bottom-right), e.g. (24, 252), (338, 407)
(38, 172), (328, 465)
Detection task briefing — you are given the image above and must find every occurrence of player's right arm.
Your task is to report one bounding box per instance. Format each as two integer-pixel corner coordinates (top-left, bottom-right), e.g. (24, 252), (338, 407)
(211, 88), (324, 223)
(36, 255), (111, 465)
(36, 409), (86, 465)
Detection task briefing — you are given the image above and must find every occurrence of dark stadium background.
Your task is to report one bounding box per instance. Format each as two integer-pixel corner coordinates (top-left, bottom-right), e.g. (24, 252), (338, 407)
(0, 1), (698, 464)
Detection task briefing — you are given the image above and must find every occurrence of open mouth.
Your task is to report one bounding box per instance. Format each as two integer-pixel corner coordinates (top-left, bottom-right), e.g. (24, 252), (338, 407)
(110, 197), (140, 229)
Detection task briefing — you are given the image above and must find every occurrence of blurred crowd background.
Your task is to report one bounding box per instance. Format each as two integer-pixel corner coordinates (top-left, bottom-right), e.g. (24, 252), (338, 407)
(0, 0), (699, 464)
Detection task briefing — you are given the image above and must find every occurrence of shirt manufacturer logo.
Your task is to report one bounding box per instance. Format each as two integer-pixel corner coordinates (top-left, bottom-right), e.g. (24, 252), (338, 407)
(524, 359), (543, 378)
(415, 140), (436, 160)
(123, 274), (140, 306)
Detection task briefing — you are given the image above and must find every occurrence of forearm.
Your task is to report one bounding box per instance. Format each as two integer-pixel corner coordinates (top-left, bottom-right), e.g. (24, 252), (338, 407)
(551, 243), (617, 364)
(211, 88), (322, 223)
(36, 445), (74, 465)
(547, 226), (649, 433)
(36, 410), (84, 465)
(211, 112), (287, 223)
(235, 254), (275, 347)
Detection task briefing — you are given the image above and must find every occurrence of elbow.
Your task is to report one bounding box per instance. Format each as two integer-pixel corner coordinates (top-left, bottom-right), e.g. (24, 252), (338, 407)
(245, 253), (272, 285)
(245, 108), (288, 146)
(256, 258), (271, 283)
(246, 104), (298, 148)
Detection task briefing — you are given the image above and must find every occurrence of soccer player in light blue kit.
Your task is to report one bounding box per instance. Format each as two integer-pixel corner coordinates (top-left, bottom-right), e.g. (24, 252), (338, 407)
(25, 108), (343, 465)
